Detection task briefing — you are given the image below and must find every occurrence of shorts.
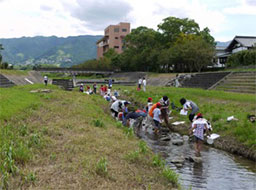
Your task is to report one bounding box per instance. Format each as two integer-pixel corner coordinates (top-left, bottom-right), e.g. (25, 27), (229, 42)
(193, 136), (203, 143)
(189, 114), (195, 122)
(153, 120), (161, 129)
(111, 109), (118, 117)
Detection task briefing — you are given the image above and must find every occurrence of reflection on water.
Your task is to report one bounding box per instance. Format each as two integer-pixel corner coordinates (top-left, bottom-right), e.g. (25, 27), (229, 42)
(137, 128), (256, 190)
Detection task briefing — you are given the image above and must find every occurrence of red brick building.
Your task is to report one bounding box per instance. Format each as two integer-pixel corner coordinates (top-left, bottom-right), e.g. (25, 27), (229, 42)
(97, 22), (130, 59)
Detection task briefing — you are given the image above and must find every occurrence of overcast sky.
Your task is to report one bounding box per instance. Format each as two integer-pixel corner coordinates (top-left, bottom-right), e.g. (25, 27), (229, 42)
(0, 0), (255, 41)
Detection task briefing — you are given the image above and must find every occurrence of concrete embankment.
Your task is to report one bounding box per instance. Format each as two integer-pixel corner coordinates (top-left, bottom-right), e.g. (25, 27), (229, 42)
(0, 71), (44, 86)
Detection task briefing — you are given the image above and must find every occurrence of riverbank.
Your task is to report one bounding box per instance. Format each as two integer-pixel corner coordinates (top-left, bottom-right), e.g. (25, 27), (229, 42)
(116, 86), (256, 161)
(0, 85), (179, 189)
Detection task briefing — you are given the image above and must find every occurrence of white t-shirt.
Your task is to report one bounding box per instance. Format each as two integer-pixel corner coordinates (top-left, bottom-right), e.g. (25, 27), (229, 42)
(111, 96), (117, 101)
(111, 101), (120, 112)
(153, 108), (161, 122)
(138, 79), (142, 84)
(183, 101), (191, 110)
(111, 100), (125, 112)
(192, 118), (207, 140)
(44, 76), (48, 80)
(148, 102), (153, 111)
(143, 79), (146, 86)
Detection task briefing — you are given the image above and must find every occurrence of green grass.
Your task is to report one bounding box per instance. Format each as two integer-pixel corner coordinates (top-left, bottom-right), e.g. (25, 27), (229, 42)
(0, 84), (57, 188)
(92, 119), (105, 128)
(152, 154), (165, 167)
(0, 84), (179, 189)
(95, 157), (108, 176)
(0, 69), (29, 76)
(162, 167), (179, 187)
(0, 121), (44, 188)
(0, 84), (57, 121)
(224, 67), (256, 72)
(115, 85), (256, 148)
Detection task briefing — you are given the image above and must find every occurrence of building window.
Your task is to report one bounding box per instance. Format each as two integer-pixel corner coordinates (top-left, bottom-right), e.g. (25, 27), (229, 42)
(114, 46), (119, 49)
(114, 28), (119, 32)
(122, 28), (127, 32)
(115, 37), (118, 39)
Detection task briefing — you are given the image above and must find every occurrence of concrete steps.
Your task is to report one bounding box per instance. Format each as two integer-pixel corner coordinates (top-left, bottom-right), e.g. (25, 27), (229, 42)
(52, 79), (74, 91)
(0, 74), (15, 88)
(215, 88), (255, 94)
(182, 72), (230, 89)
(214, 72), (256, 94)
(219, 82), (256, 86)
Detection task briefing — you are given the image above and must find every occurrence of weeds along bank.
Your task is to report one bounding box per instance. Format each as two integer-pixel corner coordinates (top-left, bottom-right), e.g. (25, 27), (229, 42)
(0, 85), (179, 189)
(117, 86), (256, 160)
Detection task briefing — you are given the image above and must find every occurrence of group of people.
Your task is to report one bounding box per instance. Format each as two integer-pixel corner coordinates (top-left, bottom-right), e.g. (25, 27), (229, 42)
(137, 77), (147, 92)
(78, 79), (115, 97)
(79, 78), (211, 157)
(108, 94), (171, 134)
(108, 92), (212, 157)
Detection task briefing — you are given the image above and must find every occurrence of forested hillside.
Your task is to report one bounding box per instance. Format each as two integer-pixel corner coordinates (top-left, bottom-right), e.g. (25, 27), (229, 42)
(0, 35), (102, 67)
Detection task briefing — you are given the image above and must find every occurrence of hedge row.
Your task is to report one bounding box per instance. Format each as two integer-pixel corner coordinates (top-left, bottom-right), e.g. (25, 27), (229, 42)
(227, 49), (256, 67)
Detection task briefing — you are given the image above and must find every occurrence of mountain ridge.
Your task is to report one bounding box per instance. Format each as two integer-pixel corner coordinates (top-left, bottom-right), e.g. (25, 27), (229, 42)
(0, 35), (103, 67)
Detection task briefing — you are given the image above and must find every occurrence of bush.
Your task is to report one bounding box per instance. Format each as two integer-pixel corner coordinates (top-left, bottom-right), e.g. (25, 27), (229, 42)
(162, 167), (179, 186)
(227, 50), (256, 67)
(123, 127), (134, 138)
(95, 157), (108, 176)
(125, 151), (140, 162)
(152, 154), (165, 167)
(92, 119), (105, 128)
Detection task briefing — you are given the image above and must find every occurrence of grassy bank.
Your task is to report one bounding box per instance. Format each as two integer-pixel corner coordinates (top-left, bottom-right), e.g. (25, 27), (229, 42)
(116, 86), (256, 149)
(40, 72), (107, 80)
(0, 69), (29, 76)
(0, 85), (179, 189)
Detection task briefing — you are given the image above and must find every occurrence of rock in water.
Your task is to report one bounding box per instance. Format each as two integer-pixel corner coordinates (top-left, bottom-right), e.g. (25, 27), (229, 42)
(176, 164), (183, 168)
(183, 135), (189, 141)
(170, 133), (181, 139)
(160, 136), (171, 141)
(171, 156), (185, 164)
(188, 156), (202, 163)
(172, 139), (184, 146)
(161, 128), (170, 133)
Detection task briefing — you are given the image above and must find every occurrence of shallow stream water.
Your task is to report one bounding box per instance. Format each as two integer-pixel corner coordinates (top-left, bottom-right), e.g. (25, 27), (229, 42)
(136, 127), (256, 190)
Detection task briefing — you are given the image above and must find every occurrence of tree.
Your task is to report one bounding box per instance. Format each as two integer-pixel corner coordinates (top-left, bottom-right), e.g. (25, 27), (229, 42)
(125, 26), (160, 50)
(120, 26), (161, 71)
(200, 27), (216, 47)
(2, 62), (9, 69)
(0, 44), (4, 64)
(110, 16), (216, 73)
(169, 34), (215, 72)
(157, 17), (200, 47)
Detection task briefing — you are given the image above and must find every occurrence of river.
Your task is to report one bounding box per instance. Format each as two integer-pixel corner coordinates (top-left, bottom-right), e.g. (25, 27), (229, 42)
(136, 127), (256, 190)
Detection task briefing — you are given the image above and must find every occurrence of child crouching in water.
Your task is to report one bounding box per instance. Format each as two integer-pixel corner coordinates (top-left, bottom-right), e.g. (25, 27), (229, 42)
(153, 103), (162, 134)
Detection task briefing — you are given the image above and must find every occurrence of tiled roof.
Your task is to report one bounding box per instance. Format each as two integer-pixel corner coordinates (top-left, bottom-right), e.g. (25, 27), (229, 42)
(226, 36), (256, 50)
(235, 36), (256, 47)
